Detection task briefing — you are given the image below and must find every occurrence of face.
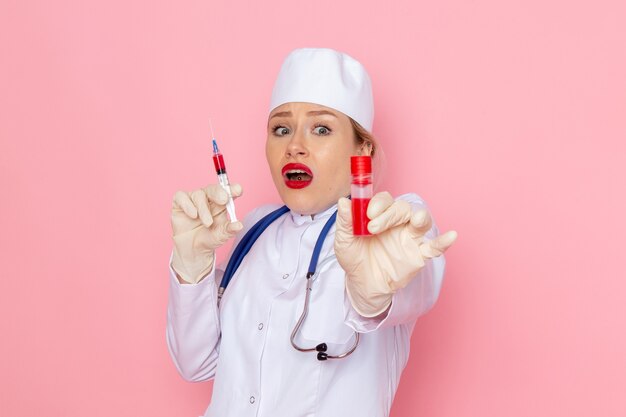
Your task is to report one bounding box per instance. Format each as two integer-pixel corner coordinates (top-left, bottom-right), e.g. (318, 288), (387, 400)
(266, 102), (362, 215)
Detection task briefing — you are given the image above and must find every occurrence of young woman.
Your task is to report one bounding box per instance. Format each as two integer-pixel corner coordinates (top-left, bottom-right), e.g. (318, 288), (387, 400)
(167, 48), (457, 417)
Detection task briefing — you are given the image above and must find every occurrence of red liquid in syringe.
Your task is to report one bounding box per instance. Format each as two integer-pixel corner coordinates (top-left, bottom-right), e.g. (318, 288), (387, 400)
(213, 153), (226, 173)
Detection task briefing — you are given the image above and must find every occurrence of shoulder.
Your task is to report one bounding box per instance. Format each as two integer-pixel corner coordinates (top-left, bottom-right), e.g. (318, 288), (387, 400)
(241, 203), (284, 229)
(227, 203), (284, 251)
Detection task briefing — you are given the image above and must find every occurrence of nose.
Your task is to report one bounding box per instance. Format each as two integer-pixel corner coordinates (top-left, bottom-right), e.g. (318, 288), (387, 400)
(285, 128), (308, 159)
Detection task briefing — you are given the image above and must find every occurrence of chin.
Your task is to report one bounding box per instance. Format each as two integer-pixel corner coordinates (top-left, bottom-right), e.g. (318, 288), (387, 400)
(274, 184), (325, 215)
(280, 192), (319, 215)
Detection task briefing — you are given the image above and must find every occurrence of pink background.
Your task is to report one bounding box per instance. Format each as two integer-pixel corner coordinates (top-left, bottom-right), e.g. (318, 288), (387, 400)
(1, 0), (624, 416)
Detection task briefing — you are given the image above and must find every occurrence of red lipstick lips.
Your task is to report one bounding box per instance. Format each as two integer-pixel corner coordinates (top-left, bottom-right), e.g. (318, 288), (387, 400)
(282, 163), (313, 189)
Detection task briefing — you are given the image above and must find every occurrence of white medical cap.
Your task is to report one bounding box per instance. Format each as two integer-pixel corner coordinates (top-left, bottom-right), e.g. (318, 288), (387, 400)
(269, 48), (374, 132)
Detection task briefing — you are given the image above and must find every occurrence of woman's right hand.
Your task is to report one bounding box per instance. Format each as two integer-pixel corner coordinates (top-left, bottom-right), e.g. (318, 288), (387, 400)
(170, 184), (244, 284)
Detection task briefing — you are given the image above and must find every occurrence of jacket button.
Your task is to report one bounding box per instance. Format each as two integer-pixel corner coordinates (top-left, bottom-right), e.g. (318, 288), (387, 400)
(249, 396), (256, 404)
(258, 323), (263, 330)
(282, 273), (289, 279)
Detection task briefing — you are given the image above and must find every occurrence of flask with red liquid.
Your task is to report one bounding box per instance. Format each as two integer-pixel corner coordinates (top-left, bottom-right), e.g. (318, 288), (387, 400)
(351, 155), (373, 236)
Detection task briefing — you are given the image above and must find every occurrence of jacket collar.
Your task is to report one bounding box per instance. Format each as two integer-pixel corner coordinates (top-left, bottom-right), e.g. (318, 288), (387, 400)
(289, 201), (340, 226)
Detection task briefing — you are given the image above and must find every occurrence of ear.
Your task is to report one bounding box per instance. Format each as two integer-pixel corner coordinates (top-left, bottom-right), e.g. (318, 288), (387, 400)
(358, 142), (373, 156)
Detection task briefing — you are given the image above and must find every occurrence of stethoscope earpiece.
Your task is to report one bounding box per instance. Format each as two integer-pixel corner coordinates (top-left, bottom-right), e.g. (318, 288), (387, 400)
(316, 343), (328, 360)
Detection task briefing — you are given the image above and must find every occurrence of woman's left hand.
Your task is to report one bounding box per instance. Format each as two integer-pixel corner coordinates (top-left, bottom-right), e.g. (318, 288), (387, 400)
(334, 192), (457, 317)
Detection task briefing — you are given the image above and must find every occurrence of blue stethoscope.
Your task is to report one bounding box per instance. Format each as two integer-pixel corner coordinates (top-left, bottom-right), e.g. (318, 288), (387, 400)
(217, 204), (360, 361)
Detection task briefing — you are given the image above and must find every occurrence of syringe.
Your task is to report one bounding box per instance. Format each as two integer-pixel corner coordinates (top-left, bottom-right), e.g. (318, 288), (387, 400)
(211, 133), (238, 223)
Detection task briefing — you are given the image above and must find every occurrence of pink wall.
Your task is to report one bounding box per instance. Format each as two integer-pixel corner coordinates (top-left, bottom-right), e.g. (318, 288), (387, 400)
(1, 1), (624, 416)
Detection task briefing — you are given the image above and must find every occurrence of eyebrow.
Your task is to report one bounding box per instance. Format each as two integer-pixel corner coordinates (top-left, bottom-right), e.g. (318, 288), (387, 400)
(306, 110), (338, 118)
(269, 111), (292, 119)
(269, 110), (339, 120)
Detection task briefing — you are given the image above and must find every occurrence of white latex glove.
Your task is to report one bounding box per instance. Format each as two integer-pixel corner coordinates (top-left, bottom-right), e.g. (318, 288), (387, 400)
(171, 184), (243, 284)
(334, 192), (458, 317)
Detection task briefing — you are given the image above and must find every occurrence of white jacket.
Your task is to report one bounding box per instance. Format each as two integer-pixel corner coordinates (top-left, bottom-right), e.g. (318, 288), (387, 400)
(166, 193), (446, 417)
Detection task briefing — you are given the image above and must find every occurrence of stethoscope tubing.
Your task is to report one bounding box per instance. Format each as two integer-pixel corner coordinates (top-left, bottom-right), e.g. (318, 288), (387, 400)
(218, 201), (360, 361)
(218, 205), (290, 302)
(290, 271), (360, 361)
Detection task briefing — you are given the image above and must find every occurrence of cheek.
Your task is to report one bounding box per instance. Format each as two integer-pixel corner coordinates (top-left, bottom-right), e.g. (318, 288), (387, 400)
(265, 141), (281, 168)
(330, 140), (356, 169)
(317, 146), (352, 187)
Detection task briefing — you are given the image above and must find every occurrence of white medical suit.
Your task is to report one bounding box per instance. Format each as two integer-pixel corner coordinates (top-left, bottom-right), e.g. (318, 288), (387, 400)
(166, 193), (446, 417)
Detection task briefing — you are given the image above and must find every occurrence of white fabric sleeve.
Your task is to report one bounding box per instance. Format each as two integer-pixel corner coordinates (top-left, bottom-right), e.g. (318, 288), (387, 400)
(165, 254), (223, 382)
(343, 193), (446, 333)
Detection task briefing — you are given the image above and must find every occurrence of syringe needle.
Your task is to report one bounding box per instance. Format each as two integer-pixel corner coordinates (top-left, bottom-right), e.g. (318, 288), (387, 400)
(209, 118), (216, 140)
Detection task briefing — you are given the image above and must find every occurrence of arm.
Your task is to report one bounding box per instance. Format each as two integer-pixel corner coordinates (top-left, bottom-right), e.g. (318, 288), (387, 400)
(165, 255), (224, 382)
(344, 251), (445, 332)
(340, 193), (448, 332)
(166, 183), (239, 382)
(165, 204), (279, 381)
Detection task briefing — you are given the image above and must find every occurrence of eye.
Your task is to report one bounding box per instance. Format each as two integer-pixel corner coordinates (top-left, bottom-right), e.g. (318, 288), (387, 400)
(272, 125), (290, 136)
(313, 125), (331, 136)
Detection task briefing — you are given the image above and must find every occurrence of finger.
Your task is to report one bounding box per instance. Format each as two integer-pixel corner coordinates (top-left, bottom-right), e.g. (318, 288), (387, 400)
(419, 230), (458, 259)
(190, 189), (214, 227)
(172, 191), (198, 219)
(203, 184), (229, 206)
(367, 200), (412, 234)
(366, 191), (394, 220)
(407, 208), (433, 239)
(214, 220), (244, 242)
(227, 221), (244, 233)
(334, 197), (354, 243)
(230, 183), (243, 199)
(224, 221), (244, 235)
